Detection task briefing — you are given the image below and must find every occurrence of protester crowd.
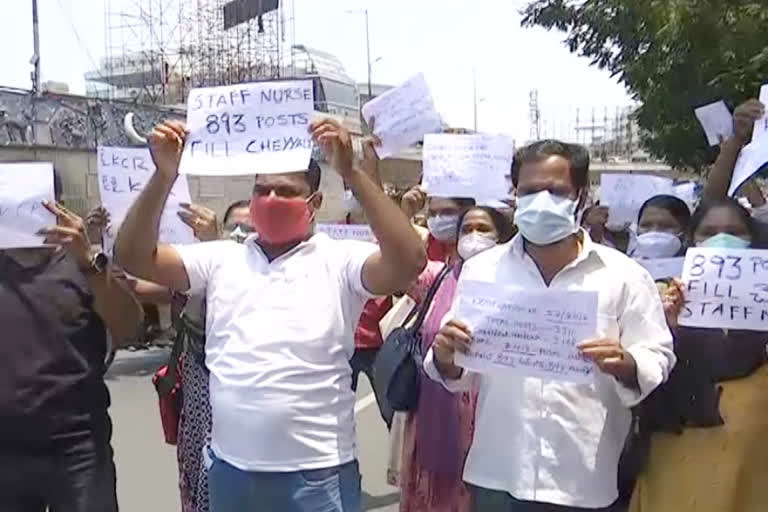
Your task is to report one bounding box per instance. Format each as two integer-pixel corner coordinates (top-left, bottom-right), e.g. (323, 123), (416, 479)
(0, 92), (766, 512)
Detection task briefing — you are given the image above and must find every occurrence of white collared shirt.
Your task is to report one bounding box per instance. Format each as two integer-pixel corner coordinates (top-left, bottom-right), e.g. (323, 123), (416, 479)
(424, 231), (675, 508)
(174, 233), (378, 471)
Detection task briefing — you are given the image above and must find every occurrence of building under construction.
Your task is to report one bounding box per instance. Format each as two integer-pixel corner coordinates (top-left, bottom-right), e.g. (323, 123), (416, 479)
(85, 0), (359, 120)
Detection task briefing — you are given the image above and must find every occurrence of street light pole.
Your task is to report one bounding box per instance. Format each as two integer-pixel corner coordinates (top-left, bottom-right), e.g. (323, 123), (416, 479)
(365, 9), (372, 100)
(32, 0), (41, 97)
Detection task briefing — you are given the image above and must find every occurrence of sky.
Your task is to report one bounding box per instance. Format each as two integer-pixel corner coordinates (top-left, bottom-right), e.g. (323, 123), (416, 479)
(1, 0), (633, 144)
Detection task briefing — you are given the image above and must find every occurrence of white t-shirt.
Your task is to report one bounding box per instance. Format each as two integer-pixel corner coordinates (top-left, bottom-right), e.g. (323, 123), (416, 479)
(174, 233), (378, 471)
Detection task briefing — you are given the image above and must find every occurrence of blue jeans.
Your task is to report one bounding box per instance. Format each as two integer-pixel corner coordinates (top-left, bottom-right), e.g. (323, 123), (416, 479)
(206, 447), (361, 512)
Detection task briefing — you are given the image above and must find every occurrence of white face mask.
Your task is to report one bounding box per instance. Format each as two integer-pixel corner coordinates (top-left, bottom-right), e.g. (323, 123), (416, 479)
(342, 189), (360, 214)
(514, 191), (579, 245)
(632, 231), (682, 259)
(427, 214), (460, 241)
(458, 232), (497, 260)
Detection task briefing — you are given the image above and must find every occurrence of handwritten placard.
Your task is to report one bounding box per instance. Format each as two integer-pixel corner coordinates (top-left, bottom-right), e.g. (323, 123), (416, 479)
(679, 247), (768, 330)
(694, 101), (733, 147)
(98, 146), (194, 253)
(179, 80), (314, 175)
(727, 136), (768, 196)
(0, 162), (55, 248)
(316, 223), (375, 242)
(422, 134), (513, 200)
(600, 174), (675, 227)
(454, 282), (598, 383)
(639, 257), (684, 280)
(361, 73), (442, 159)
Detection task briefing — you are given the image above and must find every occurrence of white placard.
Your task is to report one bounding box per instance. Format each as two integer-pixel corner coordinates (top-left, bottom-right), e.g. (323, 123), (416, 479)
(98, 146), (194, 254)
(600, 174), (675, 227)
(753, 83), (768, 142)
(179, 80), (314, 175)
(679, 247), (768, 330)
(694, 101), (733, 147)
(727, 135), (768, 196)
(639, 257), (684, 280)
(454, 282), (598, 383)
(316, 223), (375, 242)
(0, 162), (55, 248)
(422, 133), (513, 200)
(361, 73), (442, 159)
(673, 182), (698, 209)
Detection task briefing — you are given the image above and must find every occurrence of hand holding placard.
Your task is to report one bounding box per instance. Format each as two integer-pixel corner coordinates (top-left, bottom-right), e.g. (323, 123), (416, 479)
(361, 73), (442, 159)
(600, 174), (674, 227)
(179, 80), (314, 176)
(694, 101), (733, 146)
(453, 282), (598, 383)
(680, 247), (768, 330)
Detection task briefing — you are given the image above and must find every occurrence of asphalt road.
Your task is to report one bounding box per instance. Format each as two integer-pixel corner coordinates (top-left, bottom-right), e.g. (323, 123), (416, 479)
(105, 348), (400, 512)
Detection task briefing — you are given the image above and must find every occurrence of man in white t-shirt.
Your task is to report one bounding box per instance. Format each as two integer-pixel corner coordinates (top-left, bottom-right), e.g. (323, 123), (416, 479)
(114, 119), (426, 512)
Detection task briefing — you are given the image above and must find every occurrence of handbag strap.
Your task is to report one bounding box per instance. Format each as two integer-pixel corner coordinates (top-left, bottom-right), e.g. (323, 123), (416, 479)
(156, 325), (185, 395)
(405, 263), (453, 332)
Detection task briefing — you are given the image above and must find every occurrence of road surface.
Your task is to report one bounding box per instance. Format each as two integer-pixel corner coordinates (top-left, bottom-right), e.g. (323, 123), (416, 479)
(106, 348), (400, 511)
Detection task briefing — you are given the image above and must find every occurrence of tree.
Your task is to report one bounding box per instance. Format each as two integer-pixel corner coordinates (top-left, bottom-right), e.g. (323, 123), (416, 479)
(521, 0), (768, 171)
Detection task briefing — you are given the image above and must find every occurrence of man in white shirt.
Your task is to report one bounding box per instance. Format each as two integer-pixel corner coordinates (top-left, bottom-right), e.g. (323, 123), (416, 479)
(426, 140), (675, 512)
(114, 119), (426, 512)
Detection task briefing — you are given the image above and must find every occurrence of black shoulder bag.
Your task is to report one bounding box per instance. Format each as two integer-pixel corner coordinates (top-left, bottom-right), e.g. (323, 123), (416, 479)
(373, 264), (452, 412)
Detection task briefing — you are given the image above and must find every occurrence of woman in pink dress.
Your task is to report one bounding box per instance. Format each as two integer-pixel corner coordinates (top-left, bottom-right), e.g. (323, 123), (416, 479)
(400, 204), (513, 512)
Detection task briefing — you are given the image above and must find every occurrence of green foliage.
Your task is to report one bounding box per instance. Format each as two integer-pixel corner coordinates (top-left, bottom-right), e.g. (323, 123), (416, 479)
(521, 0), (768, 171)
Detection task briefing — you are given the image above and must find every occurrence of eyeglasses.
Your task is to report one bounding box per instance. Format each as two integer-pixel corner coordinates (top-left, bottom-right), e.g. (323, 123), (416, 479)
(223, 222), (255, 234)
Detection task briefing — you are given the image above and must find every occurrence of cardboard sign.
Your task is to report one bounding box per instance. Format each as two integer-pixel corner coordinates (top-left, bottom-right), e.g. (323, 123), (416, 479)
(316, 223), (375, 243)
(680, 247), (768, 330)
(454, 282), (598, 383)
(98, 146), (194, 253)
(600, 174), (675, 227)
(422, 133), (513, 200)
(179, 80), (314, 175)
(694, 101), (733, 146)
(0, 162), (55, 248)
(361, 73), (442, 159)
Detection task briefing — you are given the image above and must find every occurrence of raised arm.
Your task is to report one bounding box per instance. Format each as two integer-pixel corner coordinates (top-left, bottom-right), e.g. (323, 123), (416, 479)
(38, 202), (143, 347)
(114, 121), (190, 291)
(311, 119), (426, 294)
(702, 99), (765, 201)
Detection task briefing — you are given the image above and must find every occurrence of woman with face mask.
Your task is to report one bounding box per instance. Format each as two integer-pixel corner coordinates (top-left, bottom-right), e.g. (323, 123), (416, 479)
(631, 195), (691, 260)
(630, 198), (768, 512)
(398, 205), (512, 512)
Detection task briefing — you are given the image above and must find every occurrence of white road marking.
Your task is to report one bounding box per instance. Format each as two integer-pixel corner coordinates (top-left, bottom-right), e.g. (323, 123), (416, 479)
(354, 393), (377, 414)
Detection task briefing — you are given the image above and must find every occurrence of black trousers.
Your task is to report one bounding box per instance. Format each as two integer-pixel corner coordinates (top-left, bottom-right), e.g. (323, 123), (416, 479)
(0, 424), (118, 512)
(471, 486), (624, 512)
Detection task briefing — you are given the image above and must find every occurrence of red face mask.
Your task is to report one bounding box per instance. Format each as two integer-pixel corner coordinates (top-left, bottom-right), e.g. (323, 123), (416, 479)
(249, 193), (314, 245)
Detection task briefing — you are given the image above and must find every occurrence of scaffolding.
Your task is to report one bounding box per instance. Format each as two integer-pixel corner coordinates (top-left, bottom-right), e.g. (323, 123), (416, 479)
(88, 0), (291, 105)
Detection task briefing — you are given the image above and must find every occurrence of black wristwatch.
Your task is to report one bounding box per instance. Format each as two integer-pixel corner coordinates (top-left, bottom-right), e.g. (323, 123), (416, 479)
(83, 251), (109, 275)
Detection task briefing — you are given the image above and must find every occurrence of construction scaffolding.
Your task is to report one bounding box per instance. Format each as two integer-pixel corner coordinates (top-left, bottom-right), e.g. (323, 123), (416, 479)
(87, 0), (292, 105)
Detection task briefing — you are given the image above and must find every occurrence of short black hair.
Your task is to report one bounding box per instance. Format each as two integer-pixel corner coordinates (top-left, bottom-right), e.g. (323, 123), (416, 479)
(457, 206), (515, 244)
(511, 140), (590, 190)
(638, 194), (691, 229)
(689, 198), (758, 243)
(254, 158), (322, 194)
(222, 199), (250, 224)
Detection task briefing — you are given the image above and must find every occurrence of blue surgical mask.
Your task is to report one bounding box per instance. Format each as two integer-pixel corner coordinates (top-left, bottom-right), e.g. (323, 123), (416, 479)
(697, 233), (750, 249)
(427, 214), (459, 241)
(514, 191), (579, 245)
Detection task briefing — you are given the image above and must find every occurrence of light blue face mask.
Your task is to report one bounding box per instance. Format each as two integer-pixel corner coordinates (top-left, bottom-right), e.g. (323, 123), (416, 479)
(697, 233), (750, 249)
